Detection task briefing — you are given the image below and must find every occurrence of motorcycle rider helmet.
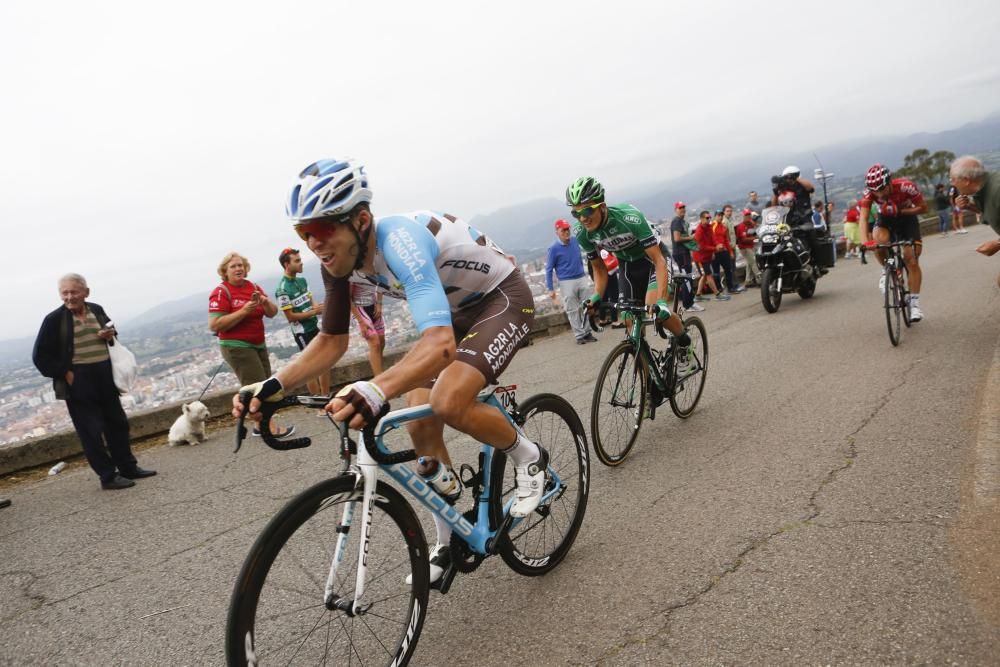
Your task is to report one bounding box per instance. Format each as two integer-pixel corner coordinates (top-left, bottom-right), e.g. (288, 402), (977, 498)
(865, 163), (891, 191)
(781, 165), (800, 178)
(565, 176), (605, 206)
(286, 158), (374, 272)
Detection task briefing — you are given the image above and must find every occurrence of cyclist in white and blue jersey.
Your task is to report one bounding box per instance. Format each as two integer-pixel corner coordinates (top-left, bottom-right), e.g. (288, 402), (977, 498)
(234, 158), (546, 584)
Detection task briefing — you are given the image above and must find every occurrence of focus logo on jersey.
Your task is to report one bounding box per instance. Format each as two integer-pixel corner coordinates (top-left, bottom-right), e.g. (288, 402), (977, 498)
(387, 228), (427, 281)
(440, 259), (491, 274)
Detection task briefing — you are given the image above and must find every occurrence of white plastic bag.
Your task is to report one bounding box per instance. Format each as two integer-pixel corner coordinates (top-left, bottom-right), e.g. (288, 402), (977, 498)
(108, 339), (138, 393)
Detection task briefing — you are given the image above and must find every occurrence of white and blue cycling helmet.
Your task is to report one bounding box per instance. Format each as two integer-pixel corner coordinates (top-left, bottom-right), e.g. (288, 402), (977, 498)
(286, 158), (372, 222)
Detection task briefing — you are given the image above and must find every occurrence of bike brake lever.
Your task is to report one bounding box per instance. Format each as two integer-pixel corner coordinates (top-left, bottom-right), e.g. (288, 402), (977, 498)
(234, 389), (253, 453)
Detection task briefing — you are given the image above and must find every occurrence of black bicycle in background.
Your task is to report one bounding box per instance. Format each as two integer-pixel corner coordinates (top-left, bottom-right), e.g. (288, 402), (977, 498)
(587, 274), (709, 466)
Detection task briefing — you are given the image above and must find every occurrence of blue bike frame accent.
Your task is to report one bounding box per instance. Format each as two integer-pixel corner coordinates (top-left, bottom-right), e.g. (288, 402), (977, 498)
(369, 390), (563, 556)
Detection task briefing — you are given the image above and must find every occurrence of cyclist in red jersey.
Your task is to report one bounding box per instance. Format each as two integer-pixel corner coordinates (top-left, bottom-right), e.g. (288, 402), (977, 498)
(859, 164), (929, 321)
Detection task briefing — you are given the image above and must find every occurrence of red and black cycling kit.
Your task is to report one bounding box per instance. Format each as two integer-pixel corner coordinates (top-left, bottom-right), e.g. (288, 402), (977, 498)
(860, 178), (925, 242)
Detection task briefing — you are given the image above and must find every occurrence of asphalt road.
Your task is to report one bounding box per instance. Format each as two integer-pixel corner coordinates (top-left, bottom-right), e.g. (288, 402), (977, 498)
(2, 225), (999, 666)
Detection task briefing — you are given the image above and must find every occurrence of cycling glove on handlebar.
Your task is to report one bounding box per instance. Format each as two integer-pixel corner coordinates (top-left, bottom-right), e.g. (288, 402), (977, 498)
(335, 381), (387, 426)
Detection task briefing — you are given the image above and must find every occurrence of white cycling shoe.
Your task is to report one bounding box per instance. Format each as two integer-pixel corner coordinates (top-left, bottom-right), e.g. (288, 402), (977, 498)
(405, 543), (451, 585)
(878, 274), (886, 294)
(909, 304), (923, 322)
(510, 447), (549, 518)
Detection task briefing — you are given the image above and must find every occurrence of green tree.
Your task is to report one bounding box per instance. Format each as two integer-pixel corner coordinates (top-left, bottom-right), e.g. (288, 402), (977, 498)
(896, 148), (955, 190)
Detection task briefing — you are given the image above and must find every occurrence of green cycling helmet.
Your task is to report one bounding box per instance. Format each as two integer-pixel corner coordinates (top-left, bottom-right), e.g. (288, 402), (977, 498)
(565, 176), (605, 206)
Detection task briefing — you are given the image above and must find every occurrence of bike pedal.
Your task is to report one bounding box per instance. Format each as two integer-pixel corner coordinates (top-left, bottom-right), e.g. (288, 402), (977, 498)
(432, 563), (458, 594)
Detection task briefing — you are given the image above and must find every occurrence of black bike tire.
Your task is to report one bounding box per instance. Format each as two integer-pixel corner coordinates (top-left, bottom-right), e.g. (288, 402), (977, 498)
(493, 393), (590, 576)
(761, 267), (782, 313)
(900, 263), (912, 328)
(590, 340), (647, 466)
(669, 316), (709, 418)
(225, 476), (429, 667)
(884, 266), (901, 347)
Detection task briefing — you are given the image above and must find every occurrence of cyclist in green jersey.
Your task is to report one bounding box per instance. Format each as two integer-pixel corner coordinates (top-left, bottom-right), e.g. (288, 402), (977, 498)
(565, 176), (691, 359)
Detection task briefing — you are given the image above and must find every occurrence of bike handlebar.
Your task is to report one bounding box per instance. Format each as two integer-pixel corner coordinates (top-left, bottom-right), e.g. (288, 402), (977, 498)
(234, 393), (417, 465)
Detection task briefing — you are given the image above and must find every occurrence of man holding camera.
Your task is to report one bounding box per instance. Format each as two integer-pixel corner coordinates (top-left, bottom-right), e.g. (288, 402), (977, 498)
(951, 155), (1000, 288)
(770, 165), (827, 274)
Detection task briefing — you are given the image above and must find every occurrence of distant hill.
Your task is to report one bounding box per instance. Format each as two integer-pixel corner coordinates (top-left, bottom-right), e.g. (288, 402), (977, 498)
(471, 114), (1000, 255)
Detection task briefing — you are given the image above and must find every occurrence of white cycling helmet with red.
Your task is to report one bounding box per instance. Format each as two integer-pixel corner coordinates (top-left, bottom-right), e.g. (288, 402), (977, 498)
(865, 164), (891, 191)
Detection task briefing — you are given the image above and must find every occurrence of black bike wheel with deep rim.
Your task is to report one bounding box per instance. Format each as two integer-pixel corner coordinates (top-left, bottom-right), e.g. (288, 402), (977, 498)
(226, 477), (429, 667)
(761, 267), (782, 313)
(669, 316), (709, 418)
(492, 393), (590, 576)
(900, 264), (912, 327)
(884, 265), (902, 346)
(590, 341), (648, 466)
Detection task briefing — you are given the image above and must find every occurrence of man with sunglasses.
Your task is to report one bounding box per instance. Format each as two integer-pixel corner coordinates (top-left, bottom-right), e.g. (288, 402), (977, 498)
(564, 176), (693, 366)
(234, 158), (546, 585)
(859, 163), (928, 321)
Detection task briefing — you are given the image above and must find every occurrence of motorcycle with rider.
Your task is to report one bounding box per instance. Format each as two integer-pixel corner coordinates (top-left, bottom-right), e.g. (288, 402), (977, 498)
(754, 165), (835, 313)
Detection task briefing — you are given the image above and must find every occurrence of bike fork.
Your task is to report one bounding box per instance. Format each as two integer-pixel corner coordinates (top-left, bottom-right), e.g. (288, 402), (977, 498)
(324, 500), (356, 605)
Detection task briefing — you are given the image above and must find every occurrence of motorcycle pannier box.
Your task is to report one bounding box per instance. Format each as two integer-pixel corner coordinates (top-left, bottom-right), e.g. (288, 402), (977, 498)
(817, 237), (836, 267)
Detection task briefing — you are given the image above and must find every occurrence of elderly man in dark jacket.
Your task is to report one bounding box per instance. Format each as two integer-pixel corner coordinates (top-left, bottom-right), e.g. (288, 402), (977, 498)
(33, 274), (155, 490)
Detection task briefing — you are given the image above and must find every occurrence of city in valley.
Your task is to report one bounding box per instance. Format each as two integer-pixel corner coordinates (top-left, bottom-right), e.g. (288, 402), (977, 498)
(0, 261), (561, 446)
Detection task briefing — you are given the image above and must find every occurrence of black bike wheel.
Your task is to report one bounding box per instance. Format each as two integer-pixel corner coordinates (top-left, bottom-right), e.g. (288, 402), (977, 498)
(226, 477), (429, 667)
(900, 265), (912, 327)
(669, 316), (709, 418)
(590, 341), (647, 466)
(493, 393), (590, 576)
(884, 267), (901, 347)
(761, 268), (782, 313)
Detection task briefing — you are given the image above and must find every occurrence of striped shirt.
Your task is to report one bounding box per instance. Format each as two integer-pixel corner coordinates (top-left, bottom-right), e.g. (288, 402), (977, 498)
(71, 309), (110, 365)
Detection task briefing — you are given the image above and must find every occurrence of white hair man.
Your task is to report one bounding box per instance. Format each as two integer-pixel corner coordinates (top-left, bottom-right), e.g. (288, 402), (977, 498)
(951, 155), (1000, 287)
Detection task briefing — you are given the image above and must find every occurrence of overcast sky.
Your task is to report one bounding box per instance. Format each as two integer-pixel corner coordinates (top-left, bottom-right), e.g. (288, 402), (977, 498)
(3, 0), (999, 341)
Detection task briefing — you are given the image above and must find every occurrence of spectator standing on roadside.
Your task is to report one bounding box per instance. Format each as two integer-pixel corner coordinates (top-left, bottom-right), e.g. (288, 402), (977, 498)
(209, 252), (294, 438)
(950, 156), (1000, 286)
(350, 281), (388, 375)
(275, 248), (329, 396)
(669, 202), (703, 313)
(693, 211), (729, 301)
(722, 204), (739, 251)
(721, 205), (744, 291)
(948, 183), (968, 234)
(842, 200), (862, 258)
(712, 210), (742, 293)
(745, 191), (763, 215)
(735, 208), (761, 286)
(933, 184), (951, 237)
(812, 201), (828, 232)
(32, 274), (156, 491)
(546, 219), (597, 345)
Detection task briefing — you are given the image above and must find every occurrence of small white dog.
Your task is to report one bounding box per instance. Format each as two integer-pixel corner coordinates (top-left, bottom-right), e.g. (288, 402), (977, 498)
(168, 401), (210, 446)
